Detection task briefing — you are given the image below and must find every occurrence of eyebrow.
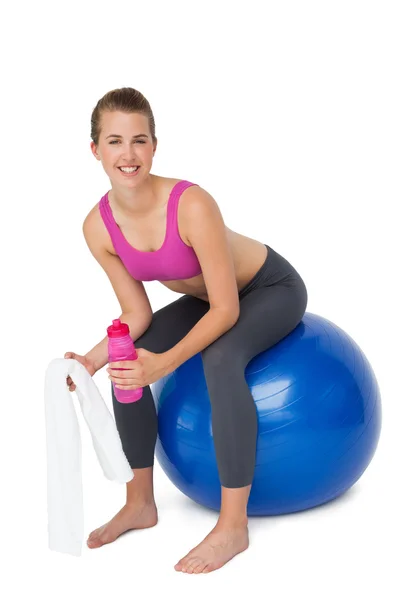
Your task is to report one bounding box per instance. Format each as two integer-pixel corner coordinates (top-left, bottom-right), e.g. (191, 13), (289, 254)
(106, 133), (149, 139)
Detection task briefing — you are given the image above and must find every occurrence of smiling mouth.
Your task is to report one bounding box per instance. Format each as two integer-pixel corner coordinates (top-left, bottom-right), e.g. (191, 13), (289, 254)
(117, 167), (141, 176)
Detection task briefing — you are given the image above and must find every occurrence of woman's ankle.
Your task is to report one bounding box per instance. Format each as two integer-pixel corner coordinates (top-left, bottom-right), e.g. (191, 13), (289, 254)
(216, 514), (249, 529)
(126, 466), (156, 505)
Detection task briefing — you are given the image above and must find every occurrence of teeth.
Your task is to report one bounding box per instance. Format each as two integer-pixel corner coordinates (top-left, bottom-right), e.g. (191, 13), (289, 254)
(119, 166), (139, 173)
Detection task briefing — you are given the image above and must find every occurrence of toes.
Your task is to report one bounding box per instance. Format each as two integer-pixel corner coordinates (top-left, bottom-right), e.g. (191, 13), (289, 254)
(87, 531), (99, 546)
(175, 556), (206, 574)
(88, 525), (105, 541)
(174, 552), (191, 572)
(87, 537), (100, 548)
(181, 561), (190, 573)
(174, 559), (185, 571)
(202, 561), (220, 573)
(175, 557), (192, 573)
(86, 526), (112, 548)
(192, 559), (206, 574)
(185, 557), (201, 574)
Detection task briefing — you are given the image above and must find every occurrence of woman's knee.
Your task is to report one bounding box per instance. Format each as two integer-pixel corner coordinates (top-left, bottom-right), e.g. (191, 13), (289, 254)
(134, 302), (179, 353)
(134, 318), (161, 353)
(201, 338), (244, 373)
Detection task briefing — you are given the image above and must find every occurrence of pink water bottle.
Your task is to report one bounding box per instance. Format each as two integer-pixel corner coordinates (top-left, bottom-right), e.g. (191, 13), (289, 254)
(107, 318), (143, 403)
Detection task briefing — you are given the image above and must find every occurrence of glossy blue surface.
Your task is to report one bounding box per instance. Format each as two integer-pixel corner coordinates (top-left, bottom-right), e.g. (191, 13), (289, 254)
(153, 312), (382, 515)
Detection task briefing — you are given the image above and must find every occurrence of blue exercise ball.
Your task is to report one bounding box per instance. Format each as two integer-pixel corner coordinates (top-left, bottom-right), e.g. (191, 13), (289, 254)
(152, 312), (381, 515)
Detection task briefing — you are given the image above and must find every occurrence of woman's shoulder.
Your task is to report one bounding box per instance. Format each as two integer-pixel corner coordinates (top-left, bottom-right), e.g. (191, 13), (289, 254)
(157, 174), (190, 194)
(83, 199), (115, 255)
(157, 174), (202, 192)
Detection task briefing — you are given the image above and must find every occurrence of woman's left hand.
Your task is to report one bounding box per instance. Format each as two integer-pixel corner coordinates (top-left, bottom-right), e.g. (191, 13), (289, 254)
(107, 348), (170, 390)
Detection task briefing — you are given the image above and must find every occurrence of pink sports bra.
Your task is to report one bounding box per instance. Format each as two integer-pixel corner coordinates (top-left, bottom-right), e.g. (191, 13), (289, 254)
(98, 179), (203, 282)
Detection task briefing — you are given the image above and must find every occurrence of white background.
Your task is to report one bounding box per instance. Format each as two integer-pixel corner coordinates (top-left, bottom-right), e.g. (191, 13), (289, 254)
(1, 0), (399, 597)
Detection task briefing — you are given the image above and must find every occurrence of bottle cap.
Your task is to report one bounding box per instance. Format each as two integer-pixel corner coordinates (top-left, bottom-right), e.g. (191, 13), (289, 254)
(107, 318), (130, 338)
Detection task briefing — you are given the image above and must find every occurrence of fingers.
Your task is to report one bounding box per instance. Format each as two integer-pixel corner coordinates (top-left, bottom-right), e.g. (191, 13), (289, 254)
(115, 385), (143, 390)
(109, 374), (142, 390)
(66, 381), (76, 391)
(108, 367), (142, 378)
(66, 376), (75, 391)
(114, 384), (140, 390)
(109, 376), (138, 386)
(65, 354), (75, 390)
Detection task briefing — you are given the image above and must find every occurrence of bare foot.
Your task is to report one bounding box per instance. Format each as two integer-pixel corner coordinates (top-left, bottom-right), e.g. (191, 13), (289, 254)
(87, 501), (158, 549)
(174, 521), (249, 574)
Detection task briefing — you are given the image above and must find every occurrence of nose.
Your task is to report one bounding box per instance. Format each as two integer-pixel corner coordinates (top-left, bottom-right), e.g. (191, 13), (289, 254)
(120, 143), (138, 158)
(121, 151), (137, 160)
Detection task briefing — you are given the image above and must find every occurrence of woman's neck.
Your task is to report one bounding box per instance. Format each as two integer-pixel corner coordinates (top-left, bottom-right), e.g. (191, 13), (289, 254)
(109, 174), (160, 217)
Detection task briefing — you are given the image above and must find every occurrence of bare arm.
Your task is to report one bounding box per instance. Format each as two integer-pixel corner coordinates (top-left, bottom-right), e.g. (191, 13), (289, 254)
(85, 312), (152, 372)
(82, 210), (153, 372)
(163, 186), (240, 372)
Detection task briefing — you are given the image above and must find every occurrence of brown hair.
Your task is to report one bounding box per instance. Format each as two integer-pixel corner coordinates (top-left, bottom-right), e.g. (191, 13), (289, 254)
(90, 87), (157, 146)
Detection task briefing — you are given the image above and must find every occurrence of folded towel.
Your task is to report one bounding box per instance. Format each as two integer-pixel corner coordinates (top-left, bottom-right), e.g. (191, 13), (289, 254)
(44, 358), (134, 556)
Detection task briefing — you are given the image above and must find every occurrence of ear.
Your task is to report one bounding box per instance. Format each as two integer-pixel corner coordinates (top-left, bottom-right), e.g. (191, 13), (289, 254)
(90, 141), (100, 160)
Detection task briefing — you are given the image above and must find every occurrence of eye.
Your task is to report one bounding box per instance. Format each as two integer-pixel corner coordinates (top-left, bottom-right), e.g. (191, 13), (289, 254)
(109, 140), (146, 145)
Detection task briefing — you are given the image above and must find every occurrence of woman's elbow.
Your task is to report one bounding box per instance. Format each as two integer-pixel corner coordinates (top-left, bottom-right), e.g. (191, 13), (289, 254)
(215, 305), (240, 326)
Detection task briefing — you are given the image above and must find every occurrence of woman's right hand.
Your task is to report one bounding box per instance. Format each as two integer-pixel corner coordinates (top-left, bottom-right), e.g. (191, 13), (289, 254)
(64, 352), (97, 391)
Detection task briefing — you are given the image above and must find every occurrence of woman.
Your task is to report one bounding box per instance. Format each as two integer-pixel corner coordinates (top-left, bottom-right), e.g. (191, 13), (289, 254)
(65, 87), (308, 574)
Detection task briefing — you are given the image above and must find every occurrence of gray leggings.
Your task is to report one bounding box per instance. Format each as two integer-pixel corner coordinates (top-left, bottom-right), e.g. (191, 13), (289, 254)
(112, 244), (308, 488)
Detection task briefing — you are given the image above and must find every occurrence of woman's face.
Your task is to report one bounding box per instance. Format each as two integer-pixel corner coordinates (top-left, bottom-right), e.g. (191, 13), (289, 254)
(91, 110), (157, 184)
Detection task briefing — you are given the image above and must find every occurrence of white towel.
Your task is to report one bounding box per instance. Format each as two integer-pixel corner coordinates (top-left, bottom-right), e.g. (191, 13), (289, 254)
(44, 358), (134, 557)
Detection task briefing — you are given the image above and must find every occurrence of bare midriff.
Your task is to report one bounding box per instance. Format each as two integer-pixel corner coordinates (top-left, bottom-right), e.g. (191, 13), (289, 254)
(158, 229), (268, 301)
